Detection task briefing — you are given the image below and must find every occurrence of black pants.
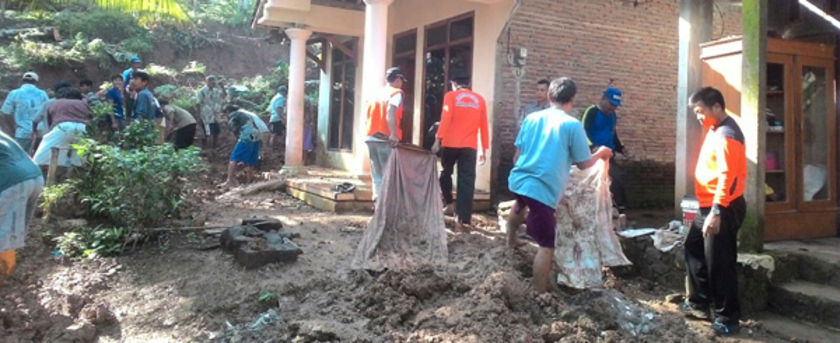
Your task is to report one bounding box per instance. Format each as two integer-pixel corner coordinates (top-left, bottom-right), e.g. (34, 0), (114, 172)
(174, 124), (197, 150)
(440, 147), (477, 224)
(684, 196), (745, 325)
(609, 157), (628, 214)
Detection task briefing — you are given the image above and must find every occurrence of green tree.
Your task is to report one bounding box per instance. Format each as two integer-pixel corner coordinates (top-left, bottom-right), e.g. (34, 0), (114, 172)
(7, 0), (189, 22)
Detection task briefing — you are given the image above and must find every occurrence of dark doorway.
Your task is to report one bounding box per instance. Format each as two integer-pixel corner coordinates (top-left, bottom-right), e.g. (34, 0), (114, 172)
(422, 13), (474, 149)
(393, 29), (416, 144)
(328, 38), (357, 151)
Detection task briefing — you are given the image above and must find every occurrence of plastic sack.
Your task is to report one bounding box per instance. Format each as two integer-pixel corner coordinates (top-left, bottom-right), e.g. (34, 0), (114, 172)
(352, 145), (448, 271)
(555, 159), (631, 288)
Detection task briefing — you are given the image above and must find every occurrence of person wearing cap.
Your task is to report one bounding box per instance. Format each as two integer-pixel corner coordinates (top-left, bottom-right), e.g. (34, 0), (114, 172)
(122, 56), (143, 120)
(680, 87), (746, 336)
(582, 87), (629, 228)
(519, 79), (551, 126)
(1, 72), (49, 154)
(267, 85), (287, 151)
(506, 77), (613, 292)
(196, 75), (228, 150)
(431, 74), (489, 232)
(365, 67), (405, 200)
(0, 130), (44, 278)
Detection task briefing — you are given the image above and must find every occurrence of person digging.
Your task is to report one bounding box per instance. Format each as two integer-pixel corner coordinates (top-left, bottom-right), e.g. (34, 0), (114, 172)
(222, 106), (262, 187)
(505, 77), (612, 293)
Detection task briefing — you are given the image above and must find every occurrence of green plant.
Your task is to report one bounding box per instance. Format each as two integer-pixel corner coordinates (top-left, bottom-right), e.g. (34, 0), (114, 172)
(71, 134), (206, 229)
(145, 63), (179, 78)
(40, 183), (74, 221)
(54, 225), (126, 258)
(117, 120), (160, 149)
(181, 60), (206, 75)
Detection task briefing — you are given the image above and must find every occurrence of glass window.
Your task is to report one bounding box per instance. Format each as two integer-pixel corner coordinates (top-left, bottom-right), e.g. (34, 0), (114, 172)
(328, 39), (357, 151)
(450, 17), (473, 42)
(801, 66), (829, 201)
(426, 25), (446, 48)
(765, 62), (786, 203)
(395, 33), (416, 55)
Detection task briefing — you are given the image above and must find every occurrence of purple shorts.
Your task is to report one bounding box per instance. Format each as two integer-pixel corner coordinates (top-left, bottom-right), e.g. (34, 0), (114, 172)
(513, 193), (556, 248)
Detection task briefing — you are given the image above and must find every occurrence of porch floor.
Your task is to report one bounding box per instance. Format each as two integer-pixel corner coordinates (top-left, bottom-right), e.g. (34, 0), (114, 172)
(284, 167), (490, 213)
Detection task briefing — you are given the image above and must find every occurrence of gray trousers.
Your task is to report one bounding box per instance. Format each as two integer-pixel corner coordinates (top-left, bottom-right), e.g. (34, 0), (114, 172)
(366, 139), (393, 200)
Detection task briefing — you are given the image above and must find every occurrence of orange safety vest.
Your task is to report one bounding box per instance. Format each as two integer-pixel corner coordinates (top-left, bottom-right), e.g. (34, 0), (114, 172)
(366, 86), (403, 139)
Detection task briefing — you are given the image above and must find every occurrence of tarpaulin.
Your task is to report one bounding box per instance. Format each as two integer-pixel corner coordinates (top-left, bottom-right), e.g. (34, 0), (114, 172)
(352, 145), (448, 271)
(555, 159), (632, 288)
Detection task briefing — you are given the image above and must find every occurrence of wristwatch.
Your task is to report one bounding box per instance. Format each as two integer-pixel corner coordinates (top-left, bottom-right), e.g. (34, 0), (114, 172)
(711, 204), (722, 216)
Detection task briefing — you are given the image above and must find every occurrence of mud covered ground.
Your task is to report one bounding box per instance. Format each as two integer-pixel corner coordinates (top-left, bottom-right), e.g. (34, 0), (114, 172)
(0, 161), (804, 342)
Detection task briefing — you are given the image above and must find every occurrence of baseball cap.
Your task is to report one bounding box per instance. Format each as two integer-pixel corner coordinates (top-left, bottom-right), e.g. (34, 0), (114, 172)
(130, 56), (142, 63)
(386, 67), (406, 82)
(604, 87), (622, 107)
(22, 72), (39, 82)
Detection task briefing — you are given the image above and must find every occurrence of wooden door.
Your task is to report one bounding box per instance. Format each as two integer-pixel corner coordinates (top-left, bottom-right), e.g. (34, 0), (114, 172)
(795, 56), (837, 213)
(766, 54), (797, 213)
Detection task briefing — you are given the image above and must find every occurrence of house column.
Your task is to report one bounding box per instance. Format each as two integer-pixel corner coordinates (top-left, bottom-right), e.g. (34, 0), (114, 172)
(675, 0), (712, 214)
(285, 27), (312, 169)
(739, 0), (767, 252)
(354, 0), (393, 174)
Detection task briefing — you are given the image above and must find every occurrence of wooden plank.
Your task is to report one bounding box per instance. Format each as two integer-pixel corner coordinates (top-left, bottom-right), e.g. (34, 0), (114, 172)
(46, 147), (59, 186)
(324, 35), (356, 63)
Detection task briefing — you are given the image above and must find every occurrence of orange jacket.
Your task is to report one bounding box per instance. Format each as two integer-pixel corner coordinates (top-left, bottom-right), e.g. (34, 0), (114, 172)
(694, 116), (747, 208)
(437, 88), (489, 150)
(366, 86), (403, 139)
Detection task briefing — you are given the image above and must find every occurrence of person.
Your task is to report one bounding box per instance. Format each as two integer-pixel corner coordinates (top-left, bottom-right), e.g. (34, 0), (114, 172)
(32, 88), (90, 170)
(224, 111), (261, 187)
(104, 75), (125, 131)
(506, 77), (612, 292)
(122, 56), (143, 120)
(268, 85), (287, 149)
(680, 87), (746, 336)
(365, 67), (405, 200)
(130, 71), (161, 123)
(79, 79), (99, 105)
(0, 131), (44, 277)
(431, 75), (489, 232)
(519, 79), (550, 126)
(1, 72), (49, 154)
(159, 100), (197, 150)
(31, 81), (72, 152)
(196, 75), (228, 149)
(582, 87), (629, 228)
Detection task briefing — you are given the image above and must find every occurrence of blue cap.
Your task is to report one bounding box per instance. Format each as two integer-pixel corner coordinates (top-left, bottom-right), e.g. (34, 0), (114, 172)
(130, 56), (141, 63)
(604, 87), (622, 107)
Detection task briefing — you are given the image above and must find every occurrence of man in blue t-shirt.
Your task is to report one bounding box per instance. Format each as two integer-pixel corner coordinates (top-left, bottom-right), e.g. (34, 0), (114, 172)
(267, 86), (286, 149)
(122, 56), (143, 120)
(582, 87), (629, 228)
(507, 77), (612, 293)
(129, 71), (161, 123)
(1, 72), (49, 153)
(105, 75), (125, 131)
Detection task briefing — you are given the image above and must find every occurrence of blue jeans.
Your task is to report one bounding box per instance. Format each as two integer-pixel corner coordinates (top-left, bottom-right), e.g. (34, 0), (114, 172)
(366, 139), (393, 200)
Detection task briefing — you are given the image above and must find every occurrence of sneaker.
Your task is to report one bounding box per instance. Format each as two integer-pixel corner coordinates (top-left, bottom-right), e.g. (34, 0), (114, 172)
(711, 320), (740, 336)
(679, 301), (711, 321)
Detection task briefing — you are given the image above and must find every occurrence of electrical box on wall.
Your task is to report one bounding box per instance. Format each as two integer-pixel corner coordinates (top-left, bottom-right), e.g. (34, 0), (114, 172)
(510, 47), (527, 67)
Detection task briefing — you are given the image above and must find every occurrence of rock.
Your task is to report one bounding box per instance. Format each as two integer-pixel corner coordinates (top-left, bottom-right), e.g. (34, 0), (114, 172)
(79, 303), (113, 325)
(57, 321), (97, 343)
(289, 320), (366, 342)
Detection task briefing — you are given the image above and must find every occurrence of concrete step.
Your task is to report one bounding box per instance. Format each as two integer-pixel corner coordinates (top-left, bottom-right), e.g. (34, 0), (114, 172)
(769, 281), (840, 329)
(766, 238), (840, 288)
(753, 312), (840, 343)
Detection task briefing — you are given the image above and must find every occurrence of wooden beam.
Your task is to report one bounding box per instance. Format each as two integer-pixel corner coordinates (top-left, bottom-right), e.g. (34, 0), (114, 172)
(324, 35), (357, 63)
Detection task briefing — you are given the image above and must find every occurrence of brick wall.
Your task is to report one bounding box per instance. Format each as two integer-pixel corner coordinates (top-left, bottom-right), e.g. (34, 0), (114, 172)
(492, 0), (680, 208)
(713, 3), (743, 39)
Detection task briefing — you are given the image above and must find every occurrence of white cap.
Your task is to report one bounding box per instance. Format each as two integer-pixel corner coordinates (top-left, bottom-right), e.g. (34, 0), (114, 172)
(22, 72), (39, 82)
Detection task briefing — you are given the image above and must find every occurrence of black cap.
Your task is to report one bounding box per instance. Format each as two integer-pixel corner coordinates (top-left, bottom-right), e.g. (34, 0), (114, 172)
(451, 71), (470, 86)
(386, 67), (405, 83)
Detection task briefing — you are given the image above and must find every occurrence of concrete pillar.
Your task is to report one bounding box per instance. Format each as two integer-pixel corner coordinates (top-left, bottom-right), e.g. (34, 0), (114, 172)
(285, 27), (312, 169)
(738, 0), (767, 252)
(354, 0), (393, 174)
(675, 0), (712, 215)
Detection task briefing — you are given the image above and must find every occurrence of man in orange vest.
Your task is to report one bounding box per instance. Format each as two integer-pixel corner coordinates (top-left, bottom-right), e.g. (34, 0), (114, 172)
(431, 74), (489, 231)
(365, 67), (405, 199)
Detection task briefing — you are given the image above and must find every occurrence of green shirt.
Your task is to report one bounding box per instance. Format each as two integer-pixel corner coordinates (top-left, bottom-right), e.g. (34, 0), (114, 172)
(0, 131), (42, 193)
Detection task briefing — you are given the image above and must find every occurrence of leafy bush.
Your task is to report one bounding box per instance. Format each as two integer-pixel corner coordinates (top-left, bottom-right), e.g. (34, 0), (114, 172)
(120, 34), (154, 56)
(40, 183), (74, 221)
(145, 63), (179, 79)
(55, 226), (126, 258)
(55, 9), (147, 44)
(154, 84), (198, 110)
(181, 61), (207, 75)
(117, 120), (162, 149)
(72, 134), (205, 229)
